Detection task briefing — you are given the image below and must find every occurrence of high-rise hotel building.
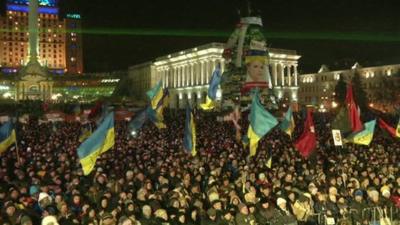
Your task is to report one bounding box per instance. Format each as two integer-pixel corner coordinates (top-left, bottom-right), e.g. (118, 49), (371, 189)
(0, 0), (83, 74)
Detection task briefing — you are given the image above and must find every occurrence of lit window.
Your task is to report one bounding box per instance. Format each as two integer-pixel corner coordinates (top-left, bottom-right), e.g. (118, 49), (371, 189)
(70, 57), (76, 62)
(386, 69), (392, 76)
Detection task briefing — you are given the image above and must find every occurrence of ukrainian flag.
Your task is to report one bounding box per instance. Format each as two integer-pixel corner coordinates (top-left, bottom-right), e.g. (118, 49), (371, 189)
(183, 106), (196, 156)
(77, 112), (115, 175)
(345, 119), (376, 146)
(147, 106), (166, 129)
(247, 91), (278, 157)
(280, 106), (295, 137)
(146, 80), (164, 110)
(128, 108), (148, 135)
(152, 89), (170, 129)
(0, 121), (16, 154)
(79, 124), (92, 142)
(200, 64), (222, 110)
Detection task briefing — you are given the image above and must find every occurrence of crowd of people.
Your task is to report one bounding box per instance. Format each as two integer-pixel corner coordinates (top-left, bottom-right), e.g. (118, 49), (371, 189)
(0, 110), (399, 225)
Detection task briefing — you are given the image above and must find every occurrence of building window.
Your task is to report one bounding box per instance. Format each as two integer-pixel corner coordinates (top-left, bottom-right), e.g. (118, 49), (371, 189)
(386, 69), (392, 76)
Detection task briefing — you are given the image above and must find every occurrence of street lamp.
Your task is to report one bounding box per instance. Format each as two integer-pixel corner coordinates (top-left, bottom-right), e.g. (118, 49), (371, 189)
(332, 101), (338, 108)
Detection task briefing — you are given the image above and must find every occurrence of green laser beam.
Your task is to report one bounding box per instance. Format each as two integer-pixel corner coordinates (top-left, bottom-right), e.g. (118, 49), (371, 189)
(1, 28), (400, 42)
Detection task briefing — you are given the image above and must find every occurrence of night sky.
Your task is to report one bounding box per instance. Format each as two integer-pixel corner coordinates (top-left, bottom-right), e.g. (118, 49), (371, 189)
(57, 0), (400, 73)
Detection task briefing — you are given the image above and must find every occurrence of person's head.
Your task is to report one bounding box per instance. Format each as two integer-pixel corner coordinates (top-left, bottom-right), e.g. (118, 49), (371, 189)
(248, 204), (256, 214)
(191, 208), (198, 221)
(5, 202), (16, 216)
(246, 60), (265, 82)
(207, 208), (217, 220)
(142, 205), (152, 218)
(20, 215), (33, 225)
(72, 194), (80, 205)
(178, 213), (185, 223)
(288, 192), (296, 202)
(212, 200), (222, 210)
(155, 209), (168, 221)
(101, 213), (116, 225)
(231, 196), (240, 206)
(41, 215), (59, 225)
(277, 198), (287, 209)
(120, 218), (134, 225)
(101, 197), (108, 209)
(223, 210), (233, 220)
(239, 203), (249, 215)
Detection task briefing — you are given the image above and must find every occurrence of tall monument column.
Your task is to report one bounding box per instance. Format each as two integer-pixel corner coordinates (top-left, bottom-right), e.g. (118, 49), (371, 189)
(28, 0), (39, 62)
(16, 0), (53, 101)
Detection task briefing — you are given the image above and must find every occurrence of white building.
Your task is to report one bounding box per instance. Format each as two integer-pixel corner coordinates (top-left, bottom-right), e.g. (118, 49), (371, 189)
(299, 63), (400, 112)
(129, 42), (301, 109)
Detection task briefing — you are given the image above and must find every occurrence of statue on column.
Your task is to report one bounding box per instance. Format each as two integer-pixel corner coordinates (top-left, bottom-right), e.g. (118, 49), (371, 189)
(219, 2), (279, 142)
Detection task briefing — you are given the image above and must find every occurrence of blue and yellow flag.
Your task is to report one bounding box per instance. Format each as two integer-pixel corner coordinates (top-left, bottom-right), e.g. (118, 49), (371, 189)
(146, 80), (164, 110)
(77, 112), (115, 175)
(247, 91), (278, 157)
(345, 119), (376, 146)
(128, 108), (148, 135)
(79, 124), (92, 142)
(152, 89), (169, 129)
(183, 106), (196, 156)
(280, 106), (295, 137)
(0, 121), (16, 154)
(200, 64), (222, 110)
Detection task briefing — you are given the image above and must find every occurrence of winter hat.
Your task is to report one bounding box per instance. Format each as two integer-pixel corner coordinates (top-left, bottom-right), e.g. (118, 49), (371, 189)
(368, 190), (379, 199)
(380, 186), (390, 197)
(277, 197), (287, 206)
(208, 192), (219, 203)
(41, 215), (59, 225)
(29, 185), (39, 196)
(38, 192), (51, 202)
(244, 192), (257, 204)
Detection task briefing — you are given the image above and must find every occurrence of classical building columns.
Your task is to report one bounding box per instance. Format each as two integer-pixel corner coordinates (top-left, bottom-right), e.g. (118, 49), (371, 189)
(174, 67), (177, 88)
(272, 63), (278, 86)
(200, 61), (204, 85)
(190, 64), (194, 86)
(287, 65), (291, 87)
(294, 64), (298, 86)
(281, 63), (285, 86)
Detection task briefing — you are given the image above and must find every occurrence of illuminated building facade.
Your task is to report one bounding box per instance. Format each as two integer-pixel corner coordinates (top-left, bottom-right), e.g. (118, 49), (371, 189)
(299, 63), (400, 112)
(129, 42), (301, 109)
(0, 0), (83, 75)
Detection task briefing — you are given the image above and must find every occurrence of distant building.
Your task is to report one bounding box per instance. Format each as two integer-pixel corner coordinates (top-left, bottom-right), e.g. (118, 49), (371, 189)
(129, 42), (301, 109)
(0, 0), (83, 75)
(298, 63), (400, 112)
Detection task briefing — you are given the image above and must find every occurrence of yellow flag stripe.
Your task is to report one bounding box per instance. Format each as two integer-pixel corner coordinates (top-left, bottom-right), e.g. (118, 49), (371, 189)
(247, 126), (261, 157)
(79, 128), (115, 175)
(0, 130), (16, 154)
(200, 96), (215, 110)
